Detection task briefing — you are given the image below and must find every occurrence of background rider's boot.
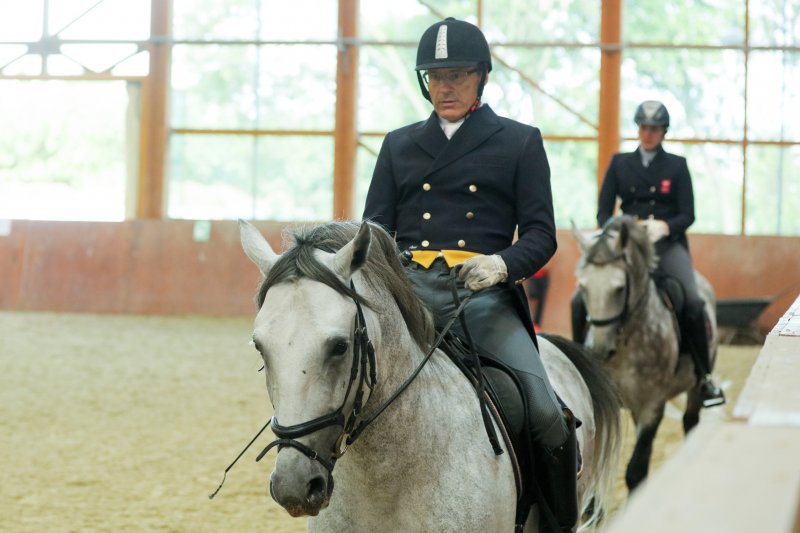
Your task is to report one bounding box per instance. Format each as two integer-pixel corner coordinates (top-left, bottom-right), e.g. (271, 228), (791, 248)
(686, 305), (725, 408)
(536, 409), (579, 533)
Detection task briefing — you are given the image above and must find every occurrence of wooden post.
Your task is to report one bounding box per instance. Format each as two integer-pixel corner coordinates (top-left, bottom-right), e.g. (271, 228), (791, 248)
(137, 0), (171, 219)
(597, 0), (622, 193)
(332, 0), (359, 220)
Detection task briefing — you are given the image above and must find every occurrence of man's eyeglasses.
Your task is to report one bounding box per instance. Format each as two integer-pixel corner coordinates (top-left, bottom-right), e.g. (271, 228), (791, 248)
(422, 69), (479, 85)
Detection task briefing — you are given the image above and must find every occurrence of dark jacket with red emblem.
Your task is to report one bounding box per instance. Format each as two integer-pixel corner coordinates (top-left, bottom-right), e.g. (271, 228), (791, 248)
(597, 145), (695, 248)
(362, 104), (557, 286)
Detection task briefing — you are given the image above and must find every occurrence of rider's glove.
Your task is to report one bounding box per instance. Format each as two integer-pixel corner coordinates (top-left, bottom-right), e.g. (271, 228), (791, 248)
(459, 254), (508, 291)
(639, 219), (670, 243)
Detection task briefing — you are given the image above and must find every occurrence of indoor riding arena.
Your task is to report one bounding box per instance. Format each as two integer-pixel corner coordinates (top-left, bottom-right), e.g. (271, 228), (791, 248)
(2, 2), (799, 532)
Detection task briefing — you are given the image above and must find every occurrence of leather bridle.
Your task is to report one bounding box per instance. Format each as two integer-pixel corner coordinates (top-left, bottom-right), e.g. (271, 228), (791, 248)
(210, 278), (474, 499)
(254, 280), (378, 475)
(584, 251), (649, 329)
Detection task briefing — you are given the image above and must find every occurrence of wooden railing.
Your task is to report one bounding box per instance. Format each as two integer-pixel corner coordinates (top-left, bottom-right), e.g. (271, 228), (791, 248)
(605, 295), (800, 533)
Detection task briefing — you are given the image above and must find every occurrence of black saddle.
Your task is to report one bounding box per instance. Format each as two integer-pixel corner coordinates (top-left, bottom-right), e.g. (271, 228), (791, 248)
(652, 270), (691, 350)
(653, 269), (686, 319)
(437, 331), (535, 529)
(652, 270), (712, 355)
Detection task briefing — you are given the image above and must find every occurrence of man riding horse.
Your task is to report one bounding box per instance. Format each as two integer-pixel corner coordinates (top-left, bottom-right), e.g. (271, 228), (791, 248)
(363, 17), (579, 532)
(571, 100), (725, 408)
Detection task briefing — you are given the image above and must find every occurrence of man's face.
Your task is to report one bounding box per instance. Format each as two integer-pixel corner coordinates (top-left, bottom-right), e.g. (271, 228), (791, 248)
(638, 124), (666, 150)
(425, 67), (485, 122)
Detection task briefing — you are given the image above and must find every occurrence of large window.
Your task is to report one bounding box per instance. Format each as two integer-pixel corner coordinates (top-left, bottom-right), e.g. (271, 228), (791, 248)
(620, 0), (800, 235)
(169, 0), (338, 221)
(2, 0), (798, 236)
(0, 1), (150, 221)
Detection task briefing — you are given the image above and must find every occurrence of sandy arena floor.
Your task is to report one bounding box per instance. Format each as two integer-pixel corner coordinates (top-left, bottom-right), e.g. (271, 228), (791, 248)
(0, 311), (760, 532)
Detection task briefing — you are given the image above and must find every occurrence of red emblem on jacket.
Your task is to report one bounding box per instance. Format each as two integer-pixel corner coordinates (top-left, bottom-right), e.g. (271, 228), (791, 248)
(660, 179), (671, 194)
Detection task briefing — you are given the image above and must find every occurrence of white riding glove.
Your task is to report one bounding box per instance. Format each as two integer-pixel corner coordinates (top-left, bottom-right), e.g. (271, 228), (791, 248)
(639, 219), (670, 243)
(459, 254), (508, 291)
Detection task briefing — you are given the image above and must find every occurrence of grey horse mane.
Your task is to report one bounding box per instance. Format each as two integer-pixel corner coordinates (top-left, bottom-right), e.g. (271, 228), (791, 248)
(255, 220), (435, 350)
(584, 215), (658, 278)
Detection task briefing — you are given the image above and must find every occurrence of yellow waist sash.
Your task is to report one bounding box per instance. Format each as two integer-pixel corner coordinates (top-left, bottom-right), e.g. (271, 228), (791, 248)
(411, 249), (480, 268)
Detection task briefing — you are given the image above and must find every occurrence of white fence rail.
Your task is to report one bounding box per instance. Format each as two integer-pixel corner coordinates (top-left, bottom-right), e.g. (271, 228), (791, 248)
(606, 295), (800, 533)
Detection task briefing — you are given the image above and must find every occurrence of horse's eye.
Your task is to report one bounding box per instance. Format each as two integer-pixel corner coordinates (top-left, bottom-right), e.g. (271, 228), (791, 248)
(330, 340), (349, 357)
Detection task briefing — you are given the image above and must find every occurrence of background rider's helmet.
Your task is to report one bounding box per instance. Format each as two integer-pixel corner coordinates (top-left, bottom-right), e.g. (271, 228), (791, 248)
(414, 17), (492, 102)
(634, 100), (670, 129)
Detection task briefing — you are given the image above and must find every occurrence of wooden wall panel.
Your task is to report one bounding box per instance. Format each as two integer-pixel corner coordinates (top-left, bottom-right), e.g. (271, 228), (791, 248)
(540, 231), (800, 335)
(1, 221), (798, 335)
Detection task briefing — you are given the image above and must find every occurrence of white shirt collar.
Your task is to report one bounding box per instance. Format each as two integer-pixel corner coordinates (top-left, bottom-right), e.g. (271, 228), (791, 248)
(438, 116), (465, 140)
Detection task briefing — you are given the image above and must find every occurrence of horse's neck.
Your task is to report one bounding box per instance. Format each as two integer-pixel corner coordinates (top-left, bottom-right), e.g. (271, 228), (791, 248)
(627, 277), (671, 327)
(618, 277), (680, 357)
(349, 334), (482, 480)
(320, 308), (516, 530)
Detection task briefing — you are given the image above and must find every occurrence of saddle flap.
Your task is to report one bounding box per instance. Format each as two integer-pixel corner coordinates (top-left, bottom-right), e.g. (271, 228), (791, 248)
(654, 271), (686, 316)
(481, 365), (526, 436)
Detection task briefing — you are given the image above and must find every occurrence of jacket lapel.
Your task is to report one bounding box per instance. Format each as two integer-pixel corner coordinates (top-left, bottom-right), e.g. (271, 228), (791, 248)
(645, 145), (668, 175)
(409, 113), (448, 160)
(411, 106), (504, 178)
(623, 147), (663, 185)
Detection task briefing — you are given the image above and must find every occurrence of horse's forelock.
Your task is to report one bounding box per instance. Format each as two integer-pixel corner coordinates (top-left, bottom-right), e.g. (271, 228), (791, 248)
(584, 216), (656, 277)
(255, 221), (434, 349)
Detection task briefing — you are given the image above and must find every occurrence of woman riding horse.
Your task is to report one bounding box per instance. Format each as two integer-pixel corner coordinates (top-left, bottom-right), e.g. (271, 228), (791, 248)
(571, 100), (725, 408)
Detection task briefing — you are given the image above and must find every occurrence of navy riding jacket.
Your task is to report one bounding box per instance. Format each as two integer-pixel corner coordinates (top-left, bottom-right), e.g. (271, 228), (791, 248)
(362, 104), (557, 286)
(597, 145), (695, 249)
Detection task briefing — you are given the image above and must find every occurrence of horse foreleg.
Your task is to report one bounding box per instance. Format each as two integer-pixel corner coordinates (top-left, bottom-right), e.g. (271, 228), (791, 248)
(625, 404), (665, 492)
(683, 385), (702, 434)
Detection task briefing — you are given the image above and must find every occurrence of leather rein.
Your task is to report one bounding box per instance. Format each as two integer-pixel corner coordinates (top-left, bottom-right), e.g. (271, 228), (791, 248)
(210, 277), (475, 499)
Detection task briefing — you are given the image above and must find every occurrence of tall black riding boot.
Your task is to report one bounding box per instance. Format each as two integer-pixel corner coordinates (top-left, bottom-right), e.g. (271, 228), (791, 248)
(571, 292), (588, 344)
(536, 409), (579, 533)
(686, 304), (726, 408)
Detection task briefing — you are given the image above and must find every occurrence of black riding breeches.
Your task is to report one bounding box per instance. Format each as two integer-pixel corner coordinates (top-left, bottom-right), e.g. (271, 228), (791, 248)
(405, 260), (569, 450)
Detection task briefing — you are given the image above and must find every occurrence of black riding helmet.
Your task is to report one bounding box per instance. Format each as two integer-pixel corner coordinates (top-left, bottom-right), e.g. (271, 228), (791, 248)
(415, 17), (492, 103)
(634, 100), (670, 130)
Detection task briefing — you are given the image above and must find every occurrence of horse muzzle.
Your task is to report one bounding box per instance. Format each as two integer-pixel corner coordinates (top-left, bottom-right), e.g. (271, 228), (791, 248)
(269, 453), (334, 517)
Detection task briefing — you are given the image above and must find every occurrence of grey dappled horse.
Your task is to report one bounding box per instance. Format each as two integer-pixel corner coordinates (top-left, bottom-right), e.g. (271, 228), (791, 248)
(573, 215), (718, 492)
(239, 219), (621, 532)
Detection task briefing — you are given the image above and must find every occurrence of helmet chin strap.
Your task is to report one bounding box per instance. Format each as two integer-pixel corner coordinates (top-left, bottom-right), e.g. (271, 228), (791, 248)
(417, 71), (432, 102)
(468, 97), (481, 114)
(467, 70), (487, 116)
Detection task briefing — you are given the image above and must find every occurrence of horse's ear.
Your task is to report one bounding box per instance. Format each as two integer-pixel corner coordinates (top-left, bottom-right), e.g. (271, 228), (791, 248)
(571, 220), (591, 253)
(332, 222), (371, 279)
(239, 219), (279, 275)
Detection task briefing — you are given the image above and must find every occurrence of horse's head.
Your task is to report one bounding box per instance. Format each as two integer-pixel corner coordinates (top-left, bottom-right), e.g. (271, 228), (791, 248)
(574, 216), (656, 359)
(238, 219), (433, 517)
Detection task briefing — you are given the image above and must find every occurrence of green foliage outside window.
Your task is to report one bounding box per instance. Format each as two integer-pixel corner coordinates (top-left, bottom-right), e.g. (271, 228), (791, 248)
(1, 1), (797, 235)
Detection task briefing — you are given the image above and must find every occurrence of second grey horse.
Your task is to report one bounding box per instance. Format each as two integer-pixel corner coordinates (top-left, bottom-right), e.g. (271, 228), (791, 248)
(573, 215), (718, 491)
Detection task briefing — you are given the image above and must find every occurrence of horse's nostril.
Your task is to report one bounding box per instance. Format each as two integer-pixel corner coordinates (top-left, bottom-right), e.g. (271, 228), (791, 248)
(306, 475), (326, 505)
